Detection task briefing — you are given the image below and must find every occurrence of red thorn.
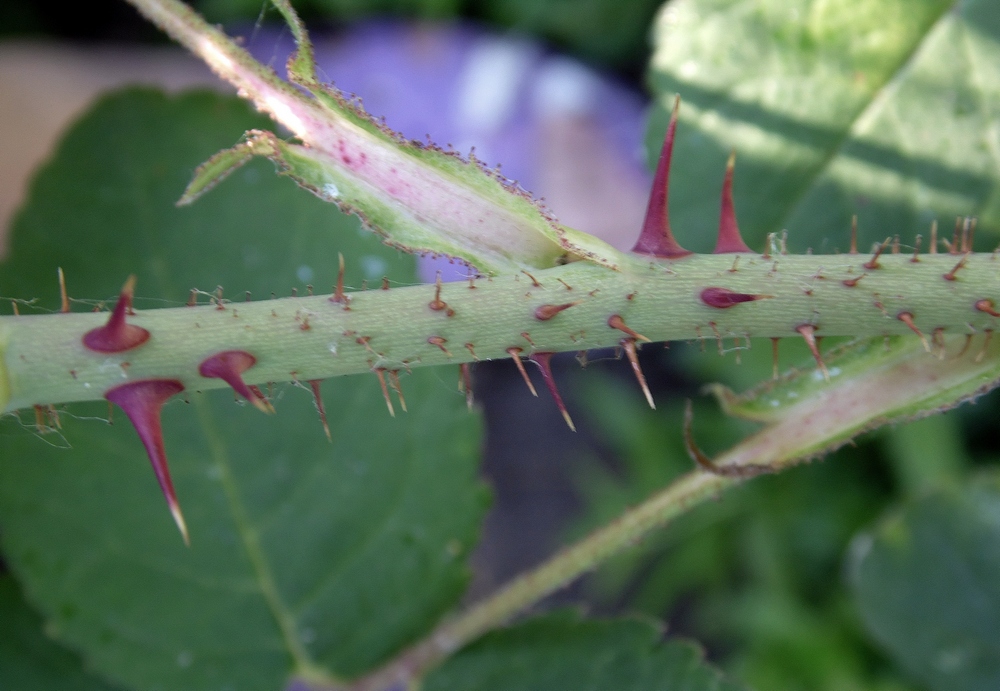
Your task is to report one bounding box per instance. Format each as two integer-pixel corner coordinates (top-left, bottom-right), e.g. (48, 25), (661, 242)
(33, 405), (49, 434)
(534, 302), (579, 321)
(374, 369), (395, 417)
(608, 314), (650, 342)
(529, 352), (575, 431)
(930, 220), (938, 254)
(849, 215), (858, 254)
(863, 238), (890, 270)
(841, 273), (865, 288)
(307, 380), (331, 442)
(58, 268), (69, 313)
(458, 363), (474, 410)
(795, 324), (829, 381)
(382, 277), (390, 290)
(951, 217), (962, 254)
(198, 350), (273, 413)
(387, 370), (407, 412)
(699, 287), (770, 309)
(911, 235), (922, 263)
(897, 312), (930, 352)
(943, 253), (969, 281)
(465, 343), (480, 361)
(632, 96), (691, 258)
(329, 253), (349, 308)
(428, 336), (452, 357)
(105, 379), (189, 545)
(82, 276), (151, 353)
(507, 347), (538, 397)
(521, 270), (542, 288)
(976, 299), (1000, 317)
(714, 152), (752, 254)
(621, 339), (654, 409)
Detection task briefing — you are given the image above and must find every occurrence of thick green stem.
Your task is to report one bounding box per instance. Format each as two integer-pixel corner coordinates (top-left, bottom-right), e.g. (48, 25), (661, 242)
(4, 253), (999, 412)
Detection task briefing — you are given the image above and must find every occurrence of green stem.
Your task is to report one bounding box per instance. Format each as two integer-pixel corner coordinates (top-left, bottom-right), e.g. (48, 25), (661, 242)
(347, 469), (736, 691)
(4, 253), (999, 412)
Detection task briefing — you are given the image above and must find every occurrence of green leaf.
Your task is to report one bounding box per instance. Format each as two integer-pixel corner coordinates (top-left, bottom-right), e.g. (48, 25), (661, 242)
(423, 612), (750, 691)
(850, 472), (1000, 691)
(0, 574), (122, 691)
(647, 0), (1000, 253)
(0, 88), (487, 689)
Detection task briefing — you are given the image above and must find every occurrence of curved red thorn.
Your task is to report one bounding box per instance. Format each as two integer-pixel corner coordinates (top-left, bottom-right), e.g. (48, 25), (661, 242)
(307, 380), (331, 442)
(700, 287), (770, 309)
(863, 238), (890, 270)
(105, 379), (189, 544)
(83, 276), (151, 353)
(529, 352), (575, 432)
(198, 350), (273, 413)
(632, 96), (692, 259)
(714, 152), (752, 254)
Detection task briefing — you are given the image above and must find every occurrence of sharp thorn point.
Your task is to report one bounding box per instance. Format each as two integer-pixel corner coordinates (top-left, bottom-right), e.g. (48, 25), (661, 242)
(529, 352), (575, 431)
(622, 339), (655, 409)
(795, 324), (829, 381)
(507, 347), (538, 397)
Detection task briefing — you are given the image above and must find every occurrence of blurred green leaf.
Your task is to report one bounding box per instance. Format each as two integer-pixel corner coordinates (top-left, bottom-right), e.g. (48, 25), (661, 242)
(424, 612), (750, 691)
(647, 0), (1000, 253)
(0, 88), (487, 690)
(850, 472), (1000, 691)
(0, 574), (122, 691)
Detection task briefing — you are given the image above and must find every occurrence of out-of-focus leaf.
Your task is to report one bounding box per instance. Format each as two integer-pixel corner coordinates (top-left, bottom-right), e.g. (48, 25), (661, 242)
(424, 612), (750, 691)
(850, 472), (1000, 691)
(0, 574), (122, 691)
(0, 88), (487, 690)
(647, 0), (1000, 253)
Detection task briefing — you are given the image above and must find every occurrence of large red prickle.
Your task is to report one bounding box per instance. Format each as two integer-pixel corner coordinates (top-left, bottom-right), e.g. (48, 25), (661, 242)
(529, 352), (575, 432)
(198, 350), (274, 413)
(700, 287), (769, 309)
(714, 152), (752, 254)
(632, 96), (692, 259)
(104, 379), (188, 544)
(83, 275), (151, 353)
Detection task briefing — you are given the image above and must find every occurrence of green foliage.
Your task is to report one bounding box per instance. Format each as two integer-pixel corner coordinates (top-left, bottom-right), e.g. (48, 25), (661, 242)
(0, 89), (486, 689)
(647, 0), (1000, 253)
(0, 575), (121, 691)
(851, 472), (1000, 691)
(425, 612), (748, 691)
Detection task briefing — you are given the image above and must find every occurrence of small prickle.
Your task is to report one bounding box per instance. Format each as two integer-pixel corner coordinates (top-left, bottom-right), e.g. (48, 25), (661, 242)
(507, 347), (538, 397)
(82, 276), (151, 353)
(795, 324), (829, 381)
(374, 369), (395, 417)
(607, 314), (650, 342)
(105, 379), (189, 544)
(458, 363), (474, 410)
(308, 380), (331, 442)
(897, 312), (930, 351)
(534, 302), (579, 321)
(198, 350), (273, 413)
(529, 352), (575, 432)
(621, 339), (654, 409)
(976, 299), (1000, 317)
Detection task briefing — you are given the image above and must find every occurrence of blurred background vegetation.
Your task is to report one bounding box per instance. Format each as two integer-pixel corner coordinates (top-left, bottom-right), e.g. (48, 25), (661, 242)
(2, 1), (1000, 690)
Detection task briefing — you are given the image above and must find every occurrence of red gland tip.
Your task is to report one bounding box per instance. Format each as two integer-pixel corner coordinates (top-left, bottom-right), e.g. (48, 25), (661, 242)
(529, 352), (575, 432)
(104, 379), (189, 545)
(700, 287), (770, 309)
(714, 151), (752, 254)
(82, 275), (151, 353)
(198, 350), (273, 413)
(632, 96), (692, 259)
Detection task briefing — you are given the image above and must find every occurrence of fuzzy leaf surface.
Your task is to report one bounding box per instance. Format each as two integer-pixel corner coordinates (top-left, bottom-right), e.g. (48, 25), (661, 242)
(647, 0), (1000, 253)
(849, 472), (1000, 690)
(0, 574), (123, 691)
(423, 612), (749, 691)
(0, 88), (487, 689)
